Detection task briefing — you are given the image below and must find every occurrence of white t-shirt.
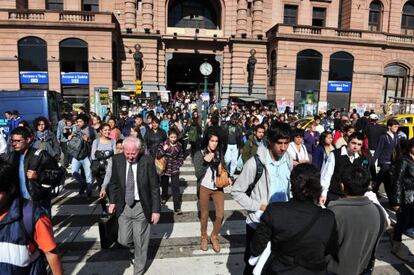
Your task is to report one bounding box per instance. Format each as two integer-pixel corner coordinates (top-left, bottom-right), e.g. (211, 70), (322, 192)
(201, 166), (217, 190)
(287, 142), (309, 162)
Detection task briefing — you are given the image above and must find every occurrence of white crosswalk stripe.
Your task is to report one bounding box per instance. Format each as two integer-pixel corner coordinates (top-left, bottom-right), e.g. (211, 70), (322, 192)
(54, 158), (414, 275)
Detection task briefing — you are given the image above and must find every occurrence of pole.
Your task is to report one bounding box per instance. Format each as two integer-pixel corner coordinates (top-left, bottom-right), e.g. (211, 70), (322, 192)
(204, 75), (208, 93)
(203, 75), (208, 128)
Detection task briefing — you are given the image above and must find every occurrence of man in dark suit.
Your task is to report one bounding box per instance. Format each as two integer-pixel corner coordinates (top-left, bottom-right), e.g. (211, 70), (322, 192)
(107, 136), (160, 275)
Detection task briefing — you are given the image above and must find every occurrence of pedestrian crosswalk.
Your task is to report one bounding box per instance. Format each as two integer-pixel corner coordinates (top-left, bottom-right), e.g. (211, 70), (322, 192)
(53, 157), (414, 275)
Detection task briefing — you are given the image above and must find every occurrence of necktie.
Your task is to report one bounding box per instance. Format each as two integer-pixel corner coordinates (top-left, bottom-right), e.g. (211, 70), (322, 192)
(125, 163), (135, 207)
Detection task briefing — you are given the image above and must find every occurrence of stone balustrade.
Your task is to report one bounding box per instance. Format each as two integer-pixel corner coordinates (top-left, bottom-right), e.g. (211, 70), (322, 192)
(293, 26), (321, 35)
(1, 9), (112, 24)
(59, 11), (95, 22)
(268, 24), (414, 47)
(8, 10), (45, 20)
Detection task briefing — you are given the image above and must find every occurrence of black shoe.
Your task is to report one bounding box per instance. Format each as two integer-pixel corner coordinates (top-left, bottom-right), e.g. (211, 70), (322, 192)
(79, 187), (86, 195)
(86, 190), (92, 198)
(174, 209), (183, 215)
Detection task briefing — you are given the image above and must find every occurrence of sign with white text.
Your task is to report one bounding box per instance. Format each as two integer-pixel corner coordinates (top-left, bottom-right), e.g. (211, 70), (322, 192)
(61, 72), (89, 85)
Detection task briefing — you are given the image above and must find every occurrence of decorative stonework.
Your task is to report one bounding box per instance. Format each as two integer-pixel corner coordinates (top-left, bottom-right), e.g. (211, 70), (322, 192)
(124, 0), (136, 30)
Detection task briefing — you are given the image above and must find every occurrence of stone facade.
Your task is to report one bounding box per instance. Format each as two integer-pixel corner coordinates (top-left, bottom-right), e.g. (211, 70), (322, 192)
(0, 0), (414, 113)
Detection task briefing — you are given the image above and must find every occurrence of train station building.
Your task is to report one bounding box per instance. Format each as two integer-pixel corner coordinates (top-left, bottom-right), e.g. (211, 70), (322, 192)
(1, 0), (414, 115)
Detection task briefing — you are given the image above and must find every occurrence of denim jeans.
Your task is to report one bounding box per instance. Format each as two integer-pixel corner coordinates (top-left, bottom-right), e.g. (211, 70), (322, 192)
(71, 157), (92, 192)
(224, 144), (239, 177)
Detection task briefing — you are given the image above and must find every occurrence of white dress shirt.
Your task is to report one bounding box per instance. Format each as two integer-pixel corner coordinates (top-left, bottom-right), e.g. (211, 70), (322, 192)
(126, 161), (140, 201)
(320, 146), (360, 197)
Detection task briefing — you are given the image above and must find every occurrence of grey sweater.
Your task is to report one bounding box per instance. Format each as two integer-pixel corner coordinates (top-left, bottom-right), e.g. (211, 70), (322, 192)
(327, 197), (386, 275)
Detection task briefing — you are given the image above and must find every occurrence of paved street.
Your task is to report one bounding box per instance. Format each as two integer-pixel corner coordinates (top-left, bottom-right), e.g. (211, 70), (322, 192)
(53, 157), (414, 275)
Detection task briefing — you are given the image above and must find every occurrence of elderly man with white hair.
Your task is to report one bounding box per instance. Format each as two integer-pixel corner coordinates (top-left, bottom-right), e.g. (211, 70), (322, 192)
(107, 136), (160, 275)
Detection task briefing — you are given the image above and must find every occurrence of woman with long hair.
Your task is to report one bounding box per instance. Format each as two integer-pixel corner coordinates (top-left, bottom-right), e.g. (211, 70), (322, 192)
(312, 132), (335, 170)
(107, 117), (121, 141)
(32, 116), (60, 161)
(194, 132), (230, 252)
(390, 138), (414, 261)
(91, 123), (115, 216)
(157, 128), (184, 214)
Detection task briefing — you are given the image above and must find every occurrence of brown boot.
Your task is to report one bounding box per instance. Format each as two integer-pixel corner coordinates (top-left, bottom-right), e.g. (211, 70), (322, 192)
(210, 235), (220, 253)
(200, 235), (208, 251)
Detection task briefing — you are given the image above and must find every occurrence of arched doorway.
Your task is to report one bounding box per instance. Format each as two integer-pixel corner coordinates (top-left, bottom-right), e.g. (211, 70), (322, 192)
(294, 49), (322, 116)
(327, 51), (354, 111)
(382, 63), (409, 103)
(60, 38), (89, 111)
(167, 53), (220, 99)
(168, 0), (221, 29)
(18, 36), (48, 89)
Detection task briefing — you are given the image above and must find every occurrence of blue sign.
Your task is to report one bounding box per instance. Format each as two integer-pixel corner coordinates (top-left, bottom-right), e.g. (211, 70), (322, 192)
(328, 81), (352, 92)
(61, 72), (89, 85)
(20, 71), (48, 84)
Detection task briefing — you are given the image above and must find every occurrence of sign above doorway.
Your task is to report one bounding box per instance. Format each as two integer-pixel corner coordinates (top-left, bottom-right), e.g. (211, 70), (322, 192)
(327, 81), (352, 92)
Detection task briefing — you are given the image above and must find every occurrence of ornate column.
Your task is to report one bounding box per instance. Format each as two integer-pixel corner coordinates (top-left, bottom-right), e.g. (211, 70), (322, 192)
(124, 0), (136, 30)
(142, 0), (154, 30)
(236, 0), (248, 36)
(252, 0), (263, 37)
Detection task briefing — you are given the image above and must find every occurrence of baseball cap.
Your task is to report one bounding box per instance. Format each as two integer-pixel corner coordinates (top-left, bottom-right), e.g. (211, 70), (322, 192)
(369, 114), (379, 120)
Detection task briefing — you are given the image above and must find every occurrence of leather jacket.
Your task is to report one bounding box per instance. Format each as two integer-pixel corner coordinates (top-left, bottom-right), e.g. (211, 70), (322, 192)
(392, 154), (414, 205)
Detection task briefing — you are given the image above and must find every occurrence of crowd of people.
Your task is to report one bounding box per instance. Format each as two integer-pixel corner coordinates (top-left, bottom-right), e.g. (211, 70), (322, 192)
(0, 90), (413, 275)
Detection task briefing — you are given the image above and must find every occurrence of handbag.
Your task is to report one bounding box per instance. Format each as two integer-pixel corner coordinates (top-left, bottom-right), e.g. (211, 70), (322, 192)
(155, 156), (167, 175)
(215, 163), (230, 188)
(98, 214), (118, 249)
(91, 160), (101, 178)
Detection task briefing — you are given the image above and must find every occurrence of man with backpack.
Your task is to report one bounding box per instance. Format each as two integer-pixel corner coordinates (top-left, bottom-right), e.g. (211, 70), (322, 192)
(232, 123), (293, 275)
(4, 127), (63, 216)
(67, 114), (93, 197)
(241, 124), (266, 163)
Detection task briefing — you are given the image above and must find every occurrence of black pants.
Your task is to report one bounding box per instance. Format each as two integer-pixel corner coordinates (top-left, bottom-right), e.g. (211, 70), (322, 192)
(161, 175), (181, 209)
(60, 141), (72, 168)
(96, 176), (107, 212)
(373, 163), (393, 201)
(394, 203), (414, 242)
(244, 224), (256, 275)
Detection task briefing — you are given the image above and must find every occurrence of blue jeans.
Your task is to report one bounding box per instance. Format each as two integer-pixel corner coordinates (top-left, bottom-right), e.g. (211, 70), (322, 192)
(224, 144), (239, 177)
(71, 157), (92, 193)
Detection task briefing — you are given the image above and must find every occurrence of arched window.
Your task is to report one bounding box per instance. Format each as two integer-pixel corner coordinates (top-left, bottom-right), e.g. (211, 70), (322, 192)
(382, 64), (409, 103)
(402, 2), (414, 34)
(60, 38), (88, 73)
(327, 52), (354, 110)
(294, 49), (322, 116)
(59, 38), (89, 110)
(269, 50), (276, 86)
(18, 37), (48, 89)
(18, 37), (47, 72)
(168, 0), (221, 29)
(369, 1), (382, 31)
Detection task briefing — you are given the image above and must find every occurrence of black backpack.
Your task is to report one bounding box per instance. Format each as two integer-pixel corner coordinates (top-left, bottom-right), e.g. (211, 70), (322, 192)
(245, 155), (264, 197)
(67, 131), (90, 160)
(27, 149), (65, 200)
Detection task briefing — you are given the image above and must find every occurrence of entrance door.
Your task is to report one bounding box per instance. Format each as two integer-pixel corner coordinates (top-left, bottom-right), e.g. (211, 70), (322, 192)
(167, 53), (220, 99)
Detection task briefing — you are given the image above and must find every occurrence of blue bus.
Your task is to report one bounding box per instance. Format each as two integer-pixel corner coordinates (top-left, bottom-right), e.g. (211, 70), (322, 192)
(0, 90), (64, 133)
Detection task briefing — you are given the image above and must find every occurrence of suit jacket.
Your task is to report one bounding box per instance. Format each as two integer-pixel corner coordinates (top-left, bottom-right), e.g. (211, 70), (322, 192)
(108, 153), (160, 222)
